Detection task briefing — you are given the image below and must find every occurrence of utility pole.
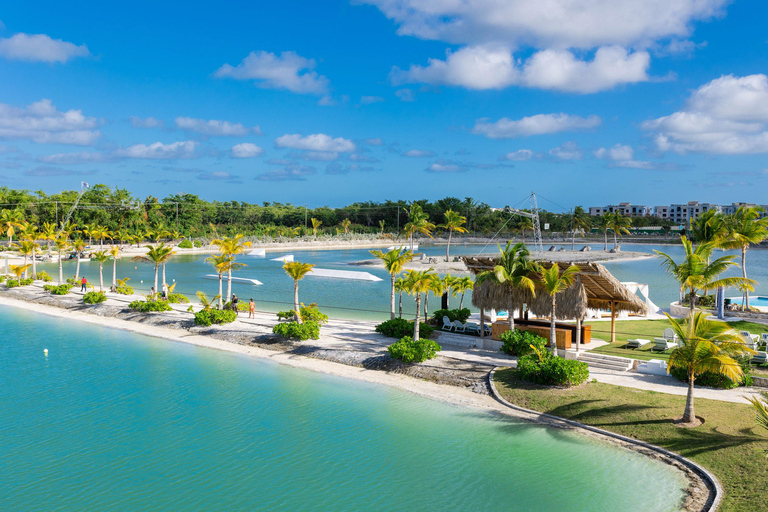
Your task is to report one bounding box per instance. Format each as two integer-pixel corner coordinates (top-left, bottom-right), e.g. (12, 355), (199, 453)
(304, 204), (308, 229)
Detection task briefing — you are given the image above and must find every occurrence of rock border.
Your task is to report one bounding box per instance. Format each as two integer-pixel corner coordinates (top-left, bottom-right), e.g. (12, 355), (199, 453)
(488, 367), (723, 512)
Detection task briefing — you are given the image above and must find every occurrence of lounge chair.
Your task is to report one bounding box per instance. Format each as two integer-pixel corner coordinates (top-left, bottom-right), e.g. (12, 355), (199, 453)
(453, 320), (468, 333)
(465, 322), (480, 335)
(442, 316), (454, 331)
(652, 338), (677, 352)
(662, 328), (677, 341)
(626, 338), (651, 349)
(637, 359), (668, 376)
(739, 331), (759, 349)
(752, 351), (768, 365)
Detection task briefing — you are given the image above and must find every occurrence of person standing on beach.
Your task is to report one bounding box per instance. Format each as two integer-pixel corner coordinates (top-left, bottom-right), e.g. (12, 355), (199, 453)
(248, 298), (255, 319)
(80, 276), (87, 292)
(162, 283), (168, 300)
(231, 294), (239, 315)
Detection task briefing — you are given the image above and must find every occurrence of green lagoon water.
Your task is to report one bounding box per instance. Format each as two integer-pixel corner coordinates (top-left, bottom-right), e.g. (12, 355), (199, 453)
(0, 307), (687, 511)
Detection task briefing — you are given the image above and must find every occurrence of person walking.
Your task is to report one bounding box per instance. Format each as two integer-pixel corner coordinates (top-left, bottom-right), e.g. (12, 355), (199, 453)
(248, 298), (255, 319)
(80, 276), (87, 292)
(231, 294), (239, 316)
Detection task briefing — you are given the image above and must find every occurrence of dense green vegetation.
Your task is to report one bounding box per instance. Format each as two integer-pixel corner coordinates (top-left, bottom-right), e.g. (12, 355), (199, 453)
(375, 318), (435, 339)
(43, 284), (73, 295)
(387, 336), (442, 363)
(272, 320), (321, 341)
(493, 368), (768, 512)
(194, 308), (237, 326)
(83, 291), (107, 304)
(432, 308), (471, 324)
(499, 329), (548, 356)
(129, 300), (173, 312)
(516, 351), (589, 387)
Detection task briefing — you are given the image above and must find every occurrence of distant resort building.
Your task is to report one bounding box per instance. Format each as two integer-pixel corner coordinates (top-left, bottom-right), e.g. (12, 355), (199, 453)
(589, 201), (768, 221)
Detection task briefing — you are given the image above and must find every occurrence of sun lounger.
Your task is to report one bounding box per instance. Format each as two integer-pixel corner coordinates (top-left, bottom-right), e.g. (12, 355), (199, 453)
(637, 359), (668, 376)
(626, 338), (651, 349)
(652, 338), (677, 352)
(465, 322), (480, 335)
(453, 320), (468, 333)
(442, 316), (454, 331)
(752, 351), (768, 365)
(662, 328), (677, 341)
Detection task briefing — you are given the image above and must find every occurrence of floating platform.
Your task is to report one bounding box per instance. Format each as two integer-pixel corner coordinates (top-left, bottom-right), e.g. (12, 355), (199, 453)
(271, 254), (294, 262)
(387, 244), (417, 251)
(203, 274), (262, 285)
(307, 268), (382, 282)
(248, 249), (266, 257)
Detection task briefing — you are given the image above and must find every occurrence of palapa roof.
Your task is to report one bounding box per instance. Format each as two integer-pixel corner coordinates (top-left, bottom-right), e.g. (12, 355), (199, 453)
(462, 256), (647, 319)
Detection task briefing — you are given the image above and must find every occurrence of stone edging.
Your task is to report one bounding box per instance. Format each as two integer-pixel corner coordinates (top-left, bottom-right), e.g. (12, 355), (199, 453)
(487, 367), (723, 512)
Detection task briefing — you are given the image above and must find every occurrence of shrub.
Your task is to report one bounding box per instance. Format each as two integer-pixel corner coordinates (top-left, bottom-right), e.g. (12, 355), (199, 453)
(194, 308), (237, 326)
(115, 285), (134, 295)
(237, 302), (250, 312)
(499, 329), (548, 356)
(387, 336), (442, 363)
(669, 356), (753, 389)
(193, 240), (202, 248)
(178, 240), (193, 249)
(37, 270), (52, 282)
(43, 284), (73, 295)
(517, 352), (589, 387)
(66, 277), (76, 285)
(375, 318), (435, 339)
(277, 310), (297, 321)
(432, 308), (471, 324)
(6, 279), (20, 288)
(19, 278), (33, 286)
(0, 275), (6, 283)
(166, 292), (189, 304)
(299, 303), (328, 324)
(129, 300), (173, 312)
(273, 320), (320, 341)
(83, 291), (107, 304)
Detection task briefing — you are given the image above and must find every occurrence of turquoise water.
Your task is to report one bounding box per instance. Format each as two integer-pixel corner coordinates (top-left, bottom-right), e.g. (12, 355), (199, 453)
(0, 307), (687, 511)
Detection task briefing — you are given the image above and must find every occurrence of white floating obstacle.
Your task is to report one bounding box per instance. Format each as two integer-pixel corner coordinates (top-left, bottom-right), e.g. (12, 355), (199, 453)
(387, 244), (417, 251)
(203, 274), (263, 285)
(270, 254), (294, 262)
(307, 268), (382, 282)
(248, 248), (266, 257)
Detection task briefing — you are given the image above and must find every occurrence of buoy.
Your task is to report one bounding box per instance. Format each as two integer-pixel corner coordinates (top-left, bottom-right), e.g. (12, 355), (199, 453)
(134, 266), (137, 269)
(44, 349), (48, 356)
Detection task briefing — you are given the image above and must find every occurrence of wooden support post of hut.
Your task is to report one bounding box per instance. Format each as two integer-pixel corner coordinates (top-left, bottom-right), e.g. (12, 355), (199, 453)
(610, 300), (616, 344)
(480, 308), (485, 339)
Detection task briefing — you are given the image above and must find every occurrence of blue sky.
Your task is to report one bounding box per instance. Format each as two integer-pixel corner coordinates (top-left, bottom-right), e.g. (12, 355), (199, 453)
(1, 0), (768, 210)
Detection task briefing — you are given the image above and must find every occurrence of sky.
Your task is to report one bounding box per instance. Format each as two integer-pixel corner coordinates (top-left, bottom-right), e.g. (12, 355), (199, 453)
(1, 0), (768, 211)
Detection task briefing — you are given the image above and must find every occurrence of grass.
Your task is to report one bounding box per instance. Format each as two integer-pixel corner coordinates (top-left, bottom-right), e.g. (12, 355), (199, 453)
(494, 368), (768, 512)
(586, 318), (768, 362)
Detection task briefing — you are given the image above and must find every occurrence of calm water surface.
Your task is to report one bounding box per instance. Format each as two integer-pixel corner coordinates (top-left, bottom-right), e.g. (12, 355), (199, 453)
(0, 307), (687, 511)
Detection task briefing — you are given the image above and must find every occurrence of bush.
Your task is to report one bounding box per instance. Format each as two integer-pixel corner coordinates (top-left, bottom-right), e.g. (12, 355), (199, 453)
(0, 275), (6, 283)
(194, 308), (237, 326)
(375, 318), (435, 339)
(669, 356), (753, 389)
(237, 302), (250, 312)
(193, 240), (202, 248)
(129, 300), (173, 312)
(37, 270), (52, 282)
(83, 291), (107, 304)
(517, 352), (589, 387)
(387, 336), (442, 363)
(178, 240), (193, 249)
(432, 308), (471, 324)
(277, 310), (297, 321)
(115, 285), (134, 295)
(19, 278), (33, 286)
(299, 303), (328, 324)
(273, 320), (320, 341)
(43, 284), (73, 295)
(66, 277), (76, 285)
(166, 292), (189, 304)
(6, 279), (19, 288)
(499, 329), (548, 356)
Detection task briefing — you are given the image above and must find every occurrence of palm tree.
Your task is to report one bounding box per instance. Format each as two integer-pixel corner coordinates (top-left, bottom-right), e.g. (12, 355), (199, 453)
(283, 261), (315, 322)
(747, 393), (768, 456)
(0, 209), (24, 245)
(401, 203), (435, 250)
(570, 206), (591, 250)
(9, 264), (31, 281)
(90, 225), (112, 249)
(53, 236), (70, 285)
(666, 311), (752, 424)
(204, 254), (231, 309)
(518, 217), (533, 242)
(656, 236), (754, 313)
(402, 268), (439, 340)
(369, 247), (414, 319)
(131, 243), (175, 297)
(394, 276), (406, 318)
(453, 276), (474, 309)
(379, 219), (386, 235)
(340, 218), (351, 234)
(594, 213), (611, 250)
(196, 290), (221, 311)
(606, 212), (631, 249)
(72, 238), (86, 281)
(212, 234), (252, 300)
(109, 245), (120, 292)
(442, 274), (457, 308)
(13, 240), (37, 279)
(439, 209), (468, 262)
(311, 218), (322, 238)
(91, 250), (110, 292)
(720, 206), (768, 310)
(40, 222), (57, 257)
(475, 242), (539, 330)
(688, 209), (726, 246)
(422, 272), (444, 319)
(539, 263), (580, 355)
(20, 226), (40, 279)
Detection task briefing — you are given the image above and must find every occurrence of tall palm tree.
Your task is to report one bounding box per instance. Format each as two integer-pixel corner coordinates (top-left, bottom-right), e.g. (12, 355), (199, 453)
(442, 274), (457, 308)
(394, 276), (406, 318)
(518, 217), (533, 243)
(666, 311), (752, 424)
(369, 247), (414, 319)
(539, 263), (580, 355)
(311, 218), (322, 238)
(688, 209), (726, 246)
(340, 218), (351, 234)
(13, 240), (37, 279)
(109, 245), (120, 292)
(656, 236), (754, 313)
(402, 268), (439, 340)
(131, 243), (175, 297)
(90, 225), (112, 249)
(401, 203), (435, 250)
(453, 276), (474, 309)
(212, 234), (252, 300)
(91, 250), (110, 292)
(20, 225), (40, 279)
(72, 238), (86, 281)
(0, 209), (25, 245)
(594, 213), (611, 251)
(204, 254), (231, 309)
(475, 242), (539, 330)
(40, 222), (57, 257)
(53, 236), (70, 285)
(606, 212), (631, 249)
(283, 261), (315, 322)
(379, 219), (386, 235)
(439, 209), (468, 262)
(570, 206), (591, 250)
(9, 264), (31, 281)
(720, 206), (768, 309)
(422, 272), (444, 319)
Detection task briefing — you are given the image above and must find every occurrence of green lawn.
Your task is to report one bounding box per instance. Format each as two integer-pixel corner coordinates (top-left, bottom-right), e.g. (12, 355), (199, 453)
(494, 368), (768, 512)
(585, 319), (768, 362)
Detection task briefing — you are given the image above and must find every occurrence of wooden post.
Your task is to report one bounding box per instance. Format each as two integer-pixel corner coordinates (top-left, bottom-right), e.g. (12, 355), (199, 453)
(575, 317), (582, 352)
(610, 301), (616, 344)
(480, 308), (485, 339)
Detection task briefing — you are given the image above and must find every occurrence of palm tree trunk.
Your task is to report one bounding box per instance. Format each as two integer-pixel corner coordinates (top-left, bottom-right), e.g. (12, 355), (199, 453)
(571, 230), (575, 251)
(742, 246), (750, 310)
(446, 229), (452, 262)
(550, 297), (557, 355)
(227, 268), (233, 302)
(390, 275), (396, 319)
(460, 292), (465, 309)
(508, 300), (515, 331)
(31, 246), (37, 279)
(23, 253), (28, 279)
(99, 263), (104, 292)
(112, 257), (117, 291)
(398, 291), (403, 318)
(689, 287), (695, 314)
(293, 280), (300, 322)
(413, 295), (421, 340)
(218, 273), (223, 309)
(613, 230), (618, 249)
(154, 264), (159, 298)
(58, 250), (63, 285)
(683, 372), (696, 423)
(75, 257), (81, 282)
(163, 263), (167, 288)
(424, 293), (429, 318)
(603, 231), (607, 251)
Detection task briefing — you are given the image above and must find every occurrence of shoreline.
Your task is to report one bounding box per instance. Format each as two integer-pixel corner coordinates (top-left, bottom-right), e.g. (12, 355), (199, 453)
(0, 290), (710, 509)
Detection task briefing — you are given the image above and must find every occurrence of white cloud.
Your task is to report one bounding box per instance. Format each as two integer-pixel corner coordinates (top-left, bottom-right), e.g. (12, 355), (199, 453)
(256, 165), (317, 181)
(363, 0), (726, 49)
(0, 99), (100, 145)
(426, 159), (465, 172)
(25, 166), (96, 177)
(115, 141), (197, 159)
(349, 153), (380, 163)
(0, 33), (90, 63)
(395, 89), (416, 102)
(549, 141), (582, 160)
(230, 143), (264, 158)
(287, 150), (340, 161)
(473, 113), (601, 139)
(317, 96), (336, 106)
(198, 171), (240, 181)
(275, 133), (355, 152)
(403, 149), (435, 157)
(501, 149), (534, 161)
(130, 116), (164, 129)
(175, 116), (259, 137)
(360, 96), (385, 104)
(594, 143), (654, 168)
(39, 151), (109, 165)
(643, 74), (768, 154)
(365, 138), (384, 146)
(393, 45), (649, 93)
(215, 51), (329, 95)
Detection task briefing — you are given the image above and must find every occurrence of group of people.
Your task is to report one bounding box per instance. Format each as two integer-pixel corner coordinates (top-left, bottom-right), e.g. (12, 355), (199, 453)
(230, 294), (257, 318)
